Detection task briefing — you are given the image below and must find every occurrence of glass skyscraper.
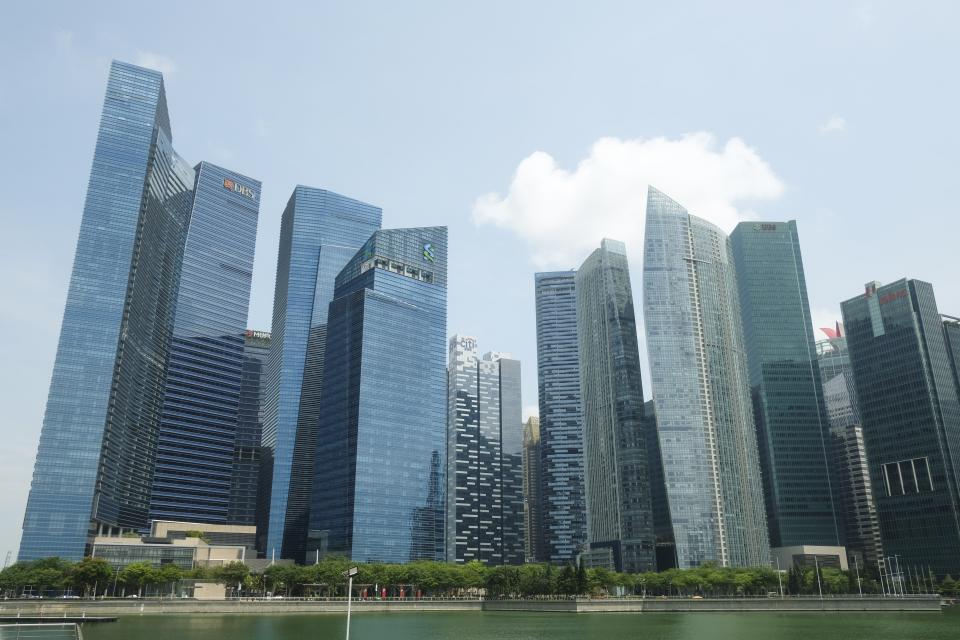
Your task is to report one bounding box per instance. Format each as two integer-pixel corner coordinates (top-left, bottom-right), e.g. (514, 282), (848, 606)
(309, 227), (448, 563)
(730, 221), (840, 548)
(20, 61), (196, 561)
(816, 333), (883, 568)
(534, 271), (587, 565)
(259, 187), (382, 561)
(446, 336), (525, 565)
(149, 164), (261, 525)
(228, 330), (271, 526)
(576, 239), (655, 573)
(522, 417), (545, 563)
(841, 279), (960, 577)
(642, 187), (770, 568)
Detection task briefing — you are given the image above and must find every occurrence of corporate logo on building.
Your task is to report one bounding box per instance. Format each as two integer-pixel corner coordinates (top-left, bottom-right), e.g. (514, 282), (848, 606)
(223, 178), (257, 200)
(423, 242), (436, 263)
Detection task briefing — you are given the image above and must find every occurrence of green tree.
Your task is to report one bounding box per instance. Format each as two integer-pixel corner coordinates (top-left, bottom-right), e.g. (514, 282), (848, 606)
(119, 562), (157, 597)
(556, 564), (577, 595)
(575, 558), (587, 595)
(68, 558), (113, 596)
(215, 561), (250, 588)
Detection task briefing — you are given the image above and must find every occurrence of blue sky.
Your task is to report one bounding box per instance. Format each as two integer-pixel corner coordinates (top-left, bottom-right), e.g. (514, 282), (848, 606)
(1, 1), (958, 560)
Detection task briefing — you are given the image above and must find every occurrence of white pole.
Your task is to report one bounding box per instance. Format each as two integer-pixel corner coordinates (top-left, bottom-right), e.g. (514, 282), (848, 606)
(316, 549), (319, 565)
(814, 556), (823, 599)
(853, 555), (862, 597)
(346, 575), (353, 640)
(271, 548), (275, 566)
(775, 558), (783, 598)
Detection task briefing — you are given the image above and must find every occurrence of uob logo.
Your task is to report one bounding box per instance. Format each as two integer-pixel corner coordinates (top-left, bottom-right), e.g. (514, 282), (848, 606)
(422, 242), (436, 263)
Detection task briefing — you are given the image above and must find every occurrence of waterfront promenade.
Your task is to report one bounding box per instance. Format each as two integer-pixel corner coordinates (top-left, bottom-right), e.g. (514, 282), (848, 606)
(0, 595), (943, 616)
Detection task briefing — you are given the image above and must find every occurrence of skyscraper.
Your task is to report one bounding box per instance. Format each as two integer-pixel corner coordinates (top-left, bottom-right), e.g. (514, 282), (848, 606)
(842, 280), (960, 577)
(642, 187), (770, 568)
(730, 221), (839, 548)
(310, 227), (448, 563)
(522, 417), (545, 563)
(643, 400), (677, 570)
(816, 332), (883, 568)
(228, 330), (271, 527)
(534, 271), (587, 565)
(149, 164), (261, 525)
(21, 62), (197, 561)
(575, 239), (655, 573)
(446, 335), (524, 565)
(259, 187), (382, 561)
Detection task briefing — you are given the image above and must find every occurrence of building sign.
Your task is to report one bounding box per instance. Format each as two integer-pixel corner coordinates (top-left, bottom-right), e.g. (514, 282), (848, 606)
(245, 329), (271, 340)
(753, 223), (778, 231)
(879, 289), (908, 305)
(423, 242), (436, 263)
(223, 178), (257, 200)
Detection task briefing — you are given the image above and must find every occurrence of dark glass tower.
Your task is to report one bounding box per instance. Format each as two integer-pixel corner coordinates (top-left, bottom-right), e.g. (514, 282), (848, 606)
(446, 336), (525, 565)
(575, 239), (655, 573)
(643, 187), (770, 568)
(228, 330), (271, 526)
(20, 61), (195, 561)
(534, 271), (587, 565)
(522, 417), (546, 563)
(842, 279), (960, 577)
(149, 165), (261, 525)
(310, 227), (448, 563)
(730, 221), (840, 548)
(259, 187), (382, 561)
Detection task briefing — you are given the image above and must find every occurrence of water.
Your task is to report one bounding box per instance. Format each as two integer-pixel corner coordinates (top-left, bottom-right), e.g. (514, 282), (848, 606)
(83, 608), (959, 639)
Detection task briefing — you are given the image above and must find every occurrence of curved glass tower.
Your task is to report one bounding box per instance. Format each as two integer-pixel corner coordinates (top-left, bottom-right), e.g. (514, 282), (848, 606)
(642, 187), (770, 568)
(576, 239), (654, 573)
(20, 62), (195, 560)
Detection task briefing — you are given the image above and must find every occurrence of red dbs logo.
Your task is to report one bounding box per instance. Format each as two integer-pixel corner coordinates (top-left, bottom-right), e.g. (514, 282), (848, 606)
(223, 178), (236, 190)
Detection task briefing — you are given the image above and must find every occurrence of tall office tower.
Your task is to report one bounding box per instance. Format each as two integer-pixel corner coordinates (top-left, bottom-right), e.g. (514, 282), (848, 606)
(522, 417), (545, 563)
(534, 271), (587, 565)
(643, 400), (676, 570)
(816, 332), (883, 568)
(842, 280), (960, 577)
(642, 187), (770, 568)
(20, 62), (197, 561)
(575, 239), (655, 573)
(259, 187), (382, 561)
(445, 335), (524, 565)
(730, 222), (839, 548)
(310, 227), (448, 563)
(228, 330), (271, 526)
(149, 165), (261, 525)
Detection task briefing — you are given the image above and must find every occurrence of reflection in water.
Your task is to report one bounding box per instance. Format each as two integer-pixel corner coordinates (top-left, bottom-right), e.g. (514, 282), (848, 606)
(85, 609), (959, 640)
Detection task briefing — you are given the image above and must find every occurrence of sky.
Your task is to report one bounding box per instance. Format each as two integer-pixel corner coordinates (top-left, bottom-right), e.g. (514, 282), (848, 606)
(1, 1), (959, 562)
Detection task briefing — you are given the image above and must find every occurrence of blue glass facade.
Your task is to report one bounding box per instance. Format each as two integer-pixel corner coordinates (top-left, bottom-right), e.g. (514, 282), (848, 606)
(534, 271), (587, 565)
(20, 62), (194, 560)
(260, 187), (382, 560)
(149, 164), (260, 525)
(730, 221), (840, 548)
(310, 227), (448, 563)
(643, 187), (770, 568)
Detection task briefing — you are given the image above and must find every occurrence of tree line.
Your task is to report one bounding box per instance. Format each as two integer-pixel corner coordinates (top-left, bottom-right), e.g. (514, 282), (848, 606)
(2, 556), (958, 599)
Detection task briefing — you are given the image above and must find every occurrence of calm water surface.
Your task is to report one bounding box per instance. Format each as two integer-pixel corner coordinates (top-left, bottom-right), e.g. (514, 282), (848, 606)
(84, 608), (960, 640)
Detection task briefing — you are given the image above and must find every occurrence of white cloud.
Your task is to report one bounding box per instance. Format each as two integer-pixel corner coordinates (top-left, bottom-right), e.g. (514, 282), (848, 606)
(820, 115), (847, 133)
(472, 133), (784, 268)
(135, 51), (177, 75)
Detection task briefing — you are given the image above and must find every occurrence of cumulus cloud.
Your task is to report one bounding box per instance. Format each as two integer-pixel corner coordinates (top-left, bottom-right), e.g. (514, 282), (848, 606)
(820, 115), (847, 133)
(135, 51), (177, 75)
(472, 133), (784, 268)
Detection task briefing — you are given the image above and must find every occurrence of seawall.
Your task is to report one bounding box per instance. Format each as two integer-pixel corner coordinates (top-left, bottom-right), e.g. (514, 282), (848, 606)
(0, 596), (942, 617)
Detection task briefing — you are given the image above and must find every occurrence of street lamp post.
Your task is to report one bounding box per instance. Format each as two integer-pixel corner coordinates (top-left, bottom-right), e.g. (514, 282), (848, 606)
(343, 566), (359, 640)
